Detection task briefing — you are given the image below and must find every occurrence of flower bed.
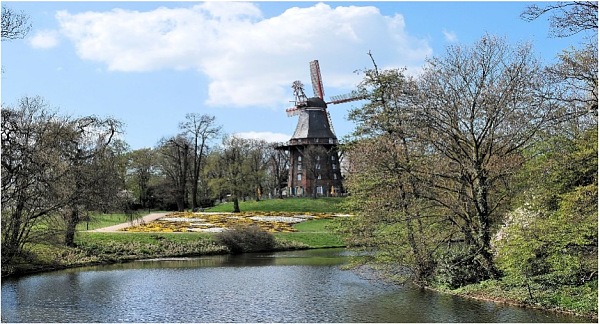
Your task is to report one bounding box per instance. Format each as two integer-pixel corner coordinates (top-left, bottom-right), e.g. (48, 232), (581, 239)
(122, 211), (341, 233)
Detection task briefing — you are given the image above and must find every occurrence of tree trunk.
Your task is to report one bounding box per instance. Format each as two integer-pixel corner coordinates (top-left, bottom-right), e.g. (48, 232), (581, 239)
(191, 181), (198, 209)
(232, 194), (240, 213)
(65, 208), (79, 247)
(473, 164), (500, 279)
(176, 189), (185, 212)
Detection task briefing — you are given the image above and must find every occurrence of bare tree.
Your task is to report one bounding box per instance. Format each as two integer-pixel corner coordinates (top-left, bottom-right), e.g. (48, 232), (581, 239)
(60, 116), (122, 246)
(179, 113), (221, 210)
(547, 42), (598, 126)
(2, 97), (66, 261)
(1, 96), (123, 252)
(157, 135), (191, 212)
(521, 1), (598, 38)
(415, 35), (556, 280)
(301, 145), (329, 199)
(521, 1), (598, 129)
(345, 36), (557, 285)
(266, 144), (289, 198)
(1, 6), (31, 41)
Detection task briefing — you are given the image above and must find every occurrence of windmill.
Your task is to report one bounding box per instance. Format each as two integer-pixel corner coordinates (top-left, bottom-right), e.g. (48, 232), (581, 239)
(276, 60), (365, 197)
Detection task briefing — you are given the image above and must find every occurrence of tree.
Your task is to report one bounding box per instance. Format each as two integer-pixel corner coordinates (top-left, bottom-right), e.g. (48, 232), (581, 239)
(127, 148), (157, 209)
(415, 35), (556, 281)
(301, 145), (329, 199)
(521, 1), (597, 38)
(246, 139), (269, 201)
(266, 144), (289, 199)
(179, 113), (221, 210)
(343, 36), (556, 286)
(1, 96), (123, 253)
(205, 150), (228, 202)
(157, 135), (191, 212)
(521, 1), (598, 122)
(2, 97), (67, 261)
(220, 136), (251, 213)
(1, 6), (31, 41)
(343, 66), (440, 284)
(59, 116), (122, 246)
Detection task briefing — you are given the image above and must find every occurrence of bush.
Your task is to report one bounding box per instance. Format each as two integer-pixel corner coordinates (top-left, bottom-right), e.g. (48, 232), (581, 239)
(215, 225), (276, 254)
(435, 246), (490, 289)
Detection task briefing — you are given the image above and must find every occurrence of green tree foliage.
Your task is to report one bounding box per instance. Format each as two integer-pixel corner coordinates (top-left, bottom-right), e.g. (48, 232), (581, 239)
(219, 136), (252, 212)
(126, 148), (158, 209)
(495, 128), (597, 292)
(341, 67), (440, 284)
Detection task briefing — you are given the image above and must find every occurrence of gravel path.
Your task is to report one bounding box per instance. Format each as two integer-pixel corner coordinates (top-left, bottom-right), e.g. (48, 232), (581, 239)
(86, 212), (169, 232)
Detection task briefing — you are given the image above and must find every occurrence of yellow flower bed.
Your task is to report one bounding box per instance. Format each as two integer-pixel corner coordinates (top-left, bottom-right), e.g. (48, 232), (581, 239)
(122, 211), (336, 233)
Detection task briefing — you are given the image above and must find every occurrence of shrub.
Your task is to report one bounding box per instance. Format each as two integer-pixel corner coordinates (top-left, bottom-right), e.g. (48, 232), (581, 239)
(215, 225), (276, 254)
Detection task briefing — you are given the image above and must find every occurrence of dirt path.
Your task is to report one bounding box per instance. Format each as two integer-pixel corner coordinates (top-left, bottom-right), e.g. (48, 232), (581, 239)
(86, 212), (169, 232)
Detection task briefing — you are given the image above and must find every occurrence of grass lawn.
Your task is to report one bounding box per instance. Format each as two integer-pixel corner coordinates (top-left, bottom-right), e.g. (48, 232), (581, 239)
(207, 197), (347, 213)
(75, 212), (150, 231)
(76, 218), (344, 249)
(275, 218), (345, 248)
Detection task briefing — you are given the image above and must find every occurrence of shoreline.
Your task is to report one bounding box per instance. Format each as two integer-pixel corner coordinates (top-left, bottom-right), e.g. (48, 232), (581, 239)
(424, 285), (598, 321)
(2, 246), (596, 321)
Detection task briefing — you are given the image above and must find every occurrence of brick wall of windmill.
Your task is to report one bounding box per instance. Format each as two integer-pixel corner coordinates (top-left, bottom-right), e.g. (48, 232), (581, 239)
(286, 144), (344, 197)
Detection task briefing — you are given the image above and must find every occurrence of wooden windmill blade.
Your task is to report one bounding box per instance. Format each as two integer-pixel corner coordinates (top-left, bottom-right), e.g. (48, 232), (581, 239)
(327, 90), (367, 105)
(309, 60), (325, 99)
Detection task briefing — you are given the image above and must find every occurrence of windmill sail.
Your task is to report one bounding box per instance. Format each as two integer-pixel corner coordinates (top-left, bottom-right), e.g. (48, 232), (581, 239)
(309, 60), (325, 99)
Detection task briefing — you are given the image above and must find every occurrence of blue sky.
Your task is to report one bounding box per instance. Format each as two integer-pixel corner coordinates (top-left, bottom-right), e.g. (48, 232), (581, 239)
(1, 1), (590, 150)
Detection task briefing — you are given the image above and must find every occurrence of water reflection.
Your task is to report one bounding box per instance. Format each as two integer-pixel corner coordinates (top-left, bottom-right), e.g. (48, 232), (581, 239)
(1, 249), (586, 323)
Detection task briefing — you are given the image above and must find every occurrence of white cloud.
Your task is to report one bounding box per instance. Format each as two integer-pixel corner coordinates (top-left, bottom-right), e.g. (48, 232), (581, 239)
(443, 29), (458, 42)
(234, 131), (290, 143)
(28, 30), (60, 49)
(56, 2), (432, 108)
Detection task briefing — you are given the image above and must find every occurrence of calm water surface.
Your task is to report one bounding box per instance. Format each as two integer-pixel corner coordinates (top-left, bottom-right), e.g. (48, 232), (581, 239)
(1, 249), (587, 323)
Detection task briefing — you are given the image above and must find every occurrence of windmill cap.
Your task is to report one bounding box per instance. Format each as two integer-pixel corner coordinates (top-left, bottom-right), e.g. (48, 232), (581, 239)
(306, 97), (327, 108)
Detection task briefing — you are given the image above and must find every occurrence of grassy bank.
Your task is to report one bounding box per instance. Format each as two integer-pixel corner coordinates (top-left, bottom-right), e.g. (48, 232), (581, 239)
(2, 198), (346, 277)
(442, 279), (598, 320)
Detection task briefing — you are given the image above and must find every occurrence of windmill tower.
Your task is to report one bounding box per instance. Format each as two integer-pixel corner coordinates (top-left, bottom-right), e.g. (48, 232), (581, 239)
(276, 60), (365, 197)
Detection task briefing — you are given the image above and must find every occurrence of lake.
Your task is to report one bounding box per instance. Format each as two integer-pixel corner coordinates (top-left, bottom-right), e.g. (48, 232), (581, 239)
(1, 248), (586, 322)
